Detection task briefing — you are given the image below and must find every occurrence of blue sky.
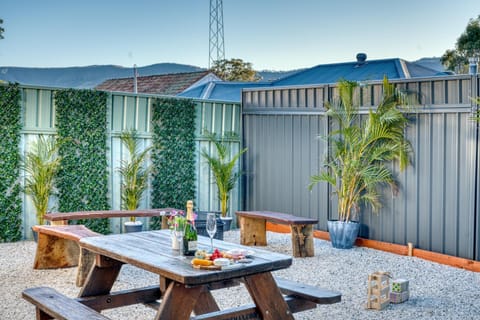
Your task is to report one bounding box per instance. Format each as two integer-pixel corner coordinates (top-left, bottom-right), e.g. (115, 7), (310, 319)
(1, 0), (479, 70)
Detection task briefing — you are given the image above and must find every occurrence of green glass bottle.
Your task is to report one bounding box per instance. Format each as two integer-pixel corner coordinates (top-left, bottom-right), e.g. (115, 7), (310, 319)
(183, 200), (197, 256)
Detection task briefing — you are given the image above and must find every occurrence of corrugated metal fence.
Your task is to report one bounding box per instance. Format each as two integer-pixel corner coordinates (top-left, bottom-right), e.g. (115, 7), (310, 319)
(19, 86), (241, 238)
(242, 75), (480, 261)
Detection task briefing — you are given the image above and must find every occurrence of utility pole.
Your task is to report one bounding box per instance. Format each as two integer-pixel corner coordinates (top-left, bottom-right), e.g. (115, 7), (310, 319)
(209, 0), (225, 68)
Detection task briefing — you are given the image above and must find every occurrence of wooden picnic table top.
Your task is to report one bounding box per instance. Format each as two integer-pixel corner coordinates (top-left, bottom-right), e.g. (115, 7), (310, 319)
(79, 229), (292, 286)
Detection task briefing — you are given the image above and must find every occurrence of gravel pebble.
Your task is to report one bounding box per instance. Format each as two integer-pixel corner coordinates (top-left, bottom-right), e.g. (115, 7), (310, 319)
(2, 230), (479, 319)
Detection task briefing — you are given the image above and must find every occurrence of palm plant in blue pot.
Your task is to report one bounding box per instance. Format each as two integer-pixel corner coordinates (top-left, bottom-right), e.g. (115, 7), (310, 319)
(309, 78), (415, 249)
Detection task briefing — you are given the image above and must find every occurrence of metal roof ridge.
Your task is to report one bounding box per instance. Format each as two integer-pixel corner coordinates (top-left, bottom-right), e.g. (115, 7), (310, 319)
(398, 59), (411, 79)
(201, 82), (216, 99)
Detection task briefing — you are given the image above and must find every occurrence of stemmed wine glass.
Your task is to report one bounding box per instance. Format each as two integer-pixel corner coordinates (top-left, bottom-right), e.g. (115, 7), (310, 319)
(174, 218), (186, 257)
(206, 213), (217, 252)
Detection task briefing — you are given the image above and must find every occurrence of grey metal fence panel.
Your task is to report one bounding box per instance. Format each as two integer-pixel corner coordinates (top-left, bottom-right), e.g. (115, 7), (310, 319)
(242, 75), (479, 260)
(17, 86), (241, 239)
(242, 112), (330, 230)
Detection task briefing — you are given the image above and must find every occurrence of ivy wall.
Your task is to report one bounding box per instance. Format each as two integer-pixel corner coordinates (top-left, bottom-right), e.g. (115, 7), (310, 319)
(0, 84), (242, 240)
(0, 84), (22, 242)
(55, 89), (110, 234)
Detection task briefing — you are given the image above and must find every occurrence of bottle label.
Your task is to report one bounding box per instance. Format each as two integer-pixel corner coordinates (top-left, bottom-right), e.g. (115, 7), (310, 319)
(188, 241), (197, 251)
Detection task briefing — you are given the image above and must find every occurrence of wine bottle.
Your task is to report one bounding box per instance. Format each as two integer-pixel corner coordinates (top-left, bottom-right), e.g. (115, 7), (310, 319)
(183, 200), (197, 256)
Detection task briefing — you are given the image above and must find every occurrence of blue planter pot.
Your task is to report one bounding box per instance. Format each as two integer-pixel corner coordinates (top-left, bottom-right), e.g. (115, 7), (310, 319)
(327, 220), (360, 249)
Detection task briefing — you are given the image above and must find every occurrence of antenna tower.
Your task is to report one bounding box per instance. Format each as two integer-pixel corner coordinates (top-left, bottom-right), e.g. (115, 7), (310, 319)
(209, 0), (225, 68)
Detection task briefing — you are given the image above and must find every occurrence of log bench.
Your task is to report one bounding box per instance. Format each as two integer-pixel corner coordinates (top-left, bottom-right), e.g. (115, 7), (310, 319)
(33, 208), (181, 287)
(235, 211), (318, 257)
(22, 286), (111, 320)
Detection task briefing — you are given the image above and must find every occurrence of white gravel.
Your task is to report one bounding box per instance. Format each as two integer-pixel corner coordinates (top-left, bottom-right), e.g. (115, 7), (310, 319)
(2, 230), (479, 320)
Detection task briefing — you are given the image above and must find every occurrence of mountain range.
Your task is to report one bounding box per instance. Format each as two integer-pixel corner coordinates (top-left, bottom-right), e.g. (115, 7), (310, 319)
(0, 58), (444, 89)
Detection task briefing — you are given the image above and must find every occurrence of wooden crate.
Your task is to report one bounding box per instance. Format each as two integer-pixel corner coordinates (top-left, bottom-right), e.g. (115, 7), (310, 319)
(366, 271), (390, 310)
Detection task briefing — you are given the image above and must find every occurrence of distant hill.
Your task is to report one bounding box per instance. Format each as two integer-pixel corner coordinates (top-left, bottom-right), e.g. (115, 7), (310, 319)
(0, 63), (295, 89)
(0, 58), (445, 89)
(0, 63), (205, 89)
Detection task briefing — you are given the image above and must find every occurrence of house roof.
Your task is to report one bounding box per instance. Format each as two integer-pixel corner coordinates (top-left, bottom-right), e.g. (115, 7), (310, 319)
(96, 71), (220, 95)
(178, 81), (271, 102)
(178, 56), (444, 102)
(272, 58), (440, 87)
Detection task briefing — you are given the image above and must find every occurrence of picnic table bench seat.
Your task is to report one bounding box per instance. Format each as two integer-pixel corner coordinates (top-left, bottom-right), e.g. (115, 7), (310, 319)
(235, 211), (318, 257)
(24, 277), (341, 320)
(22, 286), (111, 320)
(33, 208), (181, 287)
(193, 277), (341, 319)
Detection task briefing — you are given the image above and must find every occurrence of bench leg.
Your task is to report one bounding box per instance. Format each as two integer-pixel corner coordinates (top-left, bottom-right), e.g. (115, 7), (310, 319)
(76, 248), (96, 287)
(34, 232), (80, 269)
(36, 308), (53, 320)
(290, 225), (314, 257)
(239, 217), (267, 246)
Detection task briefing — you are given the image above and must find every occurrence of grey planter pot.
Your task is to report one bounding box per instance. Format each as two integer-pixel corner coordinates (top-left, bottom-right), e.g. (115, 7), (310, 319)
(327, 220), (360, 249)
(124, 221), (143, 233)
(220, 217), (233, 231)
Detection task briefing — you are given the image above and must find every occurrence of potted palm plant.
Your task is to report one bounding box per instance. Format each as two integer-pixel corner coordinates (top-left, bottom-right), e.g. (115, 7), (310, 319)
(23, 135), (61, 239)
(201, 131), (247, 230)
(309, 78), (414, 249)
(118, 130), (152, 233)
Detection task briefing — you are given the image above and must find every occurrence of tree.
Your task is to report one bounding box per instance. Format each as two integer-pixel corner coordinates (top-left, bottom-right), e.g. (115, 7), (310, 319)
(441, 15), (480, 73)
(210, 58), (260, 81)
(0, 19), (4, 39)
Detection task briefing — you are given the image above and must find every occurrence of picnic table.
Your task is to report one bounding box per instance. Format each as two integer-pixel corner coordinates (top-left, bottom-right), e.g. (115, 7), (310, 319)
(23, 230), (341, 319)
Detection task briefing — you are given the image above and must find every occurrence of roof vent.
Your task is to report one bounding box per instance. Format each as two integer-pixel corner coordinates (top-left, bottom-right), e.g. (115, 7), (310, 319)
(356, 53), (367, 66)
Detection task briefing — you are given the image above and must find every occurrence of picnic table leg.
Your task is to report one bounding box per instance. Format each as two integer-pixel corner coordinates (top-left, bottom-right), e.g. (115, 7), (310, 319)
(155, 281), (203, 320)
(244, 272), (294, 320)
(194, 290), (220, 315)
(78, 255), (123, 298)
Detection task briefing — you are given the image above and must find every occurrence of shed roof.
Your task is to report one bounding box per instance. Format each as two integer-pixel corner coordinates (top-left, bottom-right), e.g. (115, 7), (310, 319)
(96, 71), (219, 95)
(178, 81), (271, 102)
(272, 58), (439, 86)
(178, 57), (443, 102)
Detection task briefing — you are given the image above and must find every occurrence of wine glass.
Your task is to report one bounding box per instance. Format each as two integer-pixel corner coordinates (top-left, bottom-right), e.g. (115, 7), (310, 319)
(206, 213), (217, 252)
(174, 218), (185, 257)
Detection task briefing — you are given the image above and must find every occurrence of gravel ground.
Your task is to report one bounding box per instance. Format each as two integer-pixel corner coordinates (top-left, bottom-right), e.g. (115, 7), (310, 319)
(2, 230), (479, 320)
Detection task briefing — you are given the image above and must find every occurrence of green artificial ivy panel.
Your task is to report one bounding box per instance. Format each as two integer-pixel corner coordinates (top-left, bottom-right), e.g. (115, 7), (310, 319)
(55, 89), (110, 234)
(0, 84), (22, 242)
(150, 98), (196, 229)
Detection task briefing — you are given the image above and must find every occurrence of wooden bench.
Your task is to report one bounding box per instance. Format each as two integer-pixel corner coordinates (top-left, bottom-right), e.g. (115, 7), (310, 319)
(235, 211), (318, 257)
(44, 208), (182, 228)
(33, 208), (181, 287)
(194, 277), (341, 319)
(22, 286), (111, 320)
(33, 225), (100, 287)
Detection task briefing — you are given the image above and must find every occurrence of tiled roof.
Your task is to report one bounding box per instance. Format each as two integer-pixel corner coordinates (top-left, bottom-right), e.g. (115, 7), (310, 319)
(96, 71), (217, 95)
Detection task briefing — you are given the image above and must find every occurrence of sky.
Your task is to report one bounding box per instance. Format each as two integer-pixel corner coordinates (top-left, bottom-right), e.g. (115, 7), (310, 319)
(1, 0), (479, 71)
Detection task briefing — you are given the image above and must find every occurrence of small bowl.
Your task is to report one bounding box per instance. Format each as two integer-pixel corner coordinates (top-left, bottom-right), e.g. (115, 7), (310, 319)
(213, 258), (230, 266)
